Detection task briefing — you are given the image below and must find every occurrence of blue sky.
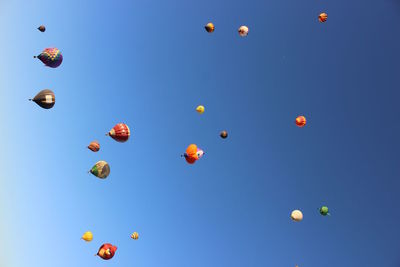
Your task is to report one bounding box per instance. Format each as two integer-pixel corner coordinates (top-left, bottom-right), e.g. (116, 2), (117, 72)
(1, 0), (400, 266)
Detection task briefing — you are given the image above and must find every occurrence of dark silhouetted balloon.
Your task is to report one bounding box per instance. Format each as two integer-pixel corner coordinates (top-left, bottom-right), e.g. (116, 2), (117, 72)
(29, 89), (55, 109)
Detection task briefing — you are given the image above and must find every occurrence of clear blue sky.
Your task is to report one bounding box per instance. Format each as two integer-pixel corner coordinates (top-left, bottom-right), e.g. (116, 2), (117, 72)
(1, 0), (400, 266)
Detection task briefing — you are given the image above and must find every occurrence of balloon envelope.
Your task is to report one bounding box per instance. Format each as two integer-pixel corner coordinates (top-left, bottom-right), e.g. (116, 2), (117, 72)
(238, 26), (249, 36)
(35, 48), (63, 68)
(88, 141), (100, 152)
(319, 13), (328, 22)
(30, 89), (55, 109)
(205, 22), (215, 33)
(90, 161), (110, 179)
(108, 123), (130, 142)
(291, 210), (303, 222)
(38, 25), (46, 32)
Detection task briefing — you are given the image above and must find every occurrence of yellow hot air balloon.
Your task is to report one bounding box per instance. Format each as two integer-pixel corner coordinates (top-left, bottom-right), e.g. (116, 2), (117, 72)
(291, 210), (303, 222)
(81, 231), (93, 242)
(131, 232), (139, 240)
(196, 105), (205, 114)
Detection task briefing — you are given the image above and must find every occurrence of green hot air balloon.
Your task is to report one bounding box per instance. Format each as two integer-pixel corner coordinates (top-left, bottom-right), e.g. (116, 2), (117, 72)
(29, 89), (55, 109)
(90, 161), (110, 179)
(319, 206), (330, 216)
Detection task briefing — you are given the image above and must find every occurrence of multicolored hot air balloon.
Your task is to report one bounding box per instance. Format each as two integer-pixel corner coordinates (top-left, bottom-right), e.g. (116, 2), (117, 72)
(96, 243), (117, 260)
(319, 13), (328, 23)
(205, 22), (215, 33)
(90, 161), (110, 179)
(131, 232), (139, 240)
(182, 144), (204, 164)
(38, 25), (46, 32)
(34, 48), (63, 68)
(88, 141), (100, 152)
(107, 123), (130, 142)
(29, 89), (55, 109)
(295, 115), (306, 127)
(238, 26), (249, 37)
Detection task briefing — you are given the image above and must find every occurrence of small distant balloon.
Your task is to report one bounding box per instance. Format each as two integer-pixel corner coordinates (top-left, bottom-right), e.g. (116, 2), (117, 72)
(291, 210), (303, 222)
(90, 161), (110, 179)
(131, 232), (139, 240)
(319, 13), (328, 23)
(34, 48), (63, 68)
(220, 130), (228, 139)
(88, 141), (100, 152)
(319, 206), (330, 216)
(295, 115), (306, 127)
(196, 105), (205, 114)
(29, 89), (55, 109)
(38, 25), (46, 32)
(96, 243), (117, 260)
(81, 231), (93, 242)
(205, 22), (215, 33)
(107, 123), (130, 143)
(238, 25), (249, 37)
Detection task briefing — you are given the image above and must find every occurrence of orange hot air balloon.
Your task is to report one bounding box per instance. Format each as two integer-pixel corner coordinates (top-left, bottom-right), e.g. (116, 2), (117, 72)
(88, 141), (100, 152)
(107, 123), (130, 142)
(295, 116), (306, 127)
(182, 144), (205, 164)
(318, 13), (328, 23)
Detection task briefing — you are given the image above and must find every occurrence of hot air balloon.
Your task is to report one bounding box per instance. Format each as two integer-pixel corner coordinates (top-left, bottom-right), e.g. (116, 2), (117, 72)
(318, 13), (328, 23)
(291, 210), (303, 222)
(34, 48), (63, 68)
(196, 105), (205, 114)
(319, 206), (330, 216)
(295, 115), (306, 127)
(29, 89), (55, 109)
(205, 22), (215, 33)
(131, 232), (139, 240)
(238, 26), (249, 37)
(107, 123), (130, 142)
(220, 130), (228, 139)
(38, 25), (46, 32)
(96, 243), (117, 260)
(90, 161), (110, 179)
(81, 231), (93, 242)
(182, 144), (204, 164)
(88, 141), (100, 152)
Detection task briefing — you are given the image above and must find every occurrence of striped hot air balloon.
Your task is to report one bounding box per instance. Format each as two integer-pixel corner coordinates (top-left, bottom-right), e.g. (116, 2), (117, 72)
(131, 232), (139, 240)
(29, 89), (55, 109)
(90, 161), (110, 179)
(88, 141), (100, 152)
(34, 48), (63, 68)
(107, 123), (130, 143)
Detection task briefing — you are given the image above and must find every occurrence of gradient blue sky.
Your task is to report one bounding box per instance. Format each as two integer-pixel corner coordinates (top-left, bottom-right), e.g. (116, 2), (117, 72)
(1, 0), (400, 266)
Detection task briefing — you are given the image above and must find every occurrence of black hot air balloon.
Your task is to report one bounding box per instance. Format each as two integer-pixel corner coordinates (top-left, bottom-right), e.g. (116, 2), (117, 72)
(29, 89), (55, 109)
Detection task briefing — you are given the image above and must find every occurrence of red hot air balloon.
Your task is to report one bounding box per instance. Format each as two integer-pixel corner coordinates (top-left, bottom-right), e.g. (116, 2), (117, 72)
(107, 123), (130, 142)
(96, 243), (117, 260)
(295, 115), (307, 127)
